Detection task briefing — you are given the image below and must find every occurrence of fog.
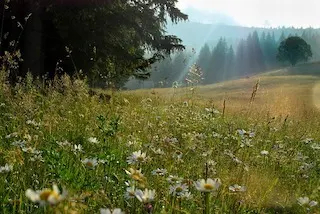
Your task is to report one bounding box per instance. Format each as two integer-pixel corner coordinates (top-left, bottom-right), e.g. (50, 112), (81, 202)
(177, 0), (320, 28)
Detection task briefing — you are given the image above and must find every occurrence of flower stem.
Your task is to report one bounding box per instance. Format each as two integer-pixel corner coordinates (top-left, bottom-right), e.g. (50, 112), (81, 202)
(204, 192), (210, 214)
(170, 195), (176, 214)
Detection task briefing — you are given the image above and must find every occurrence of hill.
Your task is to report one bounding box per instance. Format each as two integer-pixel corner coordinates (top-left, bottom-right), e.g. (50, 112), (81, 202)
(166, 21), (320, 50)
(126, 62), (320, 119)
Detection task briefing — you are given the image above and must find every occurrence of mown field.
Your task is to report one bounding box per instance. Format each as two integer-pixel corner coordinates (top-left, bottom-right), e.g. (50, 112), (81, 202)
(1, 64), (320, 214)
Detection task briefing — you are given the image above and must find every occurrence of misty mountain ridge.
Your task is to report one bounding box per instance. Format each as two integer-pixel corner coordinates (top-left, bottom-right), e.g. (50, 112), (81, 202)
(166, 10), (320, 50)
(181, 7), (238, 25)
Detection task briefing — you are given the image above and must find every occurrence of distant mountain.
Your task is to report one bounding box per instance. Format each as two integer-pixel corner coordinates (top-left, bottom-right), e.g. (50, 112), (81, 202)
(182, 8), (237, 25)
(166, 21), (320, 50)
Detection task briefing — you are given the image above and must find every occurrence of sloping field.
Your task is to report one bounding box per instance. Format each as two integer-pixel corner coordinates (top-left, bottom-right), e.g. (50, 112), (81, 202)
(3, 63), (320, 213)
(127, 62), (320, 119)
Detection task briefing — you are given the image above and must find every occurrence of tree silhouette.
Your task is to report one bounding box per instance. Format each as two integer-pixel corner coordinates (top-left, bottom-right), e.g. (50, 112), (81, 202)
(277, 36), (312, 66)
(236, 39), (247, 77)
(225, 45), (235, 79)
(211, 37), (227, 82)
(197, 44), (211, 83)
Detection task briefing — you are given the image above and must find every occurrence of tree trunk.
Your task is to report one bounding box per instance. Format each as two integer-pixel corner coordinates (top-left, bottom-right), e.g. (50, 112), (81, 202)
(22, 11), (43, 77)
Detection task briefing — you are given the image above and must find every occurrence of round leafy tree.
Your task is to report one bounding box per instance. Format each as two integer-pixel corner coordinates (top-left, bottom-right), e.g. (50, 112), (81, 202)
(277, 36), (312, 66)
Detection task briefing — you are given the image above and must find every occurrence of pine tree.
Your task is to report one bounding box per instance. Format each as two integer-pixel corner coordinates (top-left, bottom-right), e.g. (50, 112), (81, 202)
(236, 39), (247, 77)
(260, 31), (266, 52)
(170, 51), (189, 84)
(225, 45), (235, 79)
(310, 33), (320, 60)
(278, 31), (286, 46)
(251, 31), (265, 73)
(197, 44), (212, 83)
(2, 0), (188, 86)
(150, 56), (173, 87)
(245, 33), (254, 74)
(264, 32), (278, 68)
(210, 37), (228, 83)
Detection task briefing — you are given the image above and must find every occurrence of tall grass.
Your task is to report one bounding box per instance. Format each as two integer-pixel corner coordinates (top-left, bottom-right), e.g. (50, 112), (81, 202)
(0, 72), (320, 213)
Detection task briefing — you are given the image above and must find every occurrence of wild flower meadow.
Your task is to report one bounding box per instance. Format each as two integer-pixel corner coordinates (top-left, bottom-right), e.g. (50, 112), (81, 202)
(0, 72), (320, 213)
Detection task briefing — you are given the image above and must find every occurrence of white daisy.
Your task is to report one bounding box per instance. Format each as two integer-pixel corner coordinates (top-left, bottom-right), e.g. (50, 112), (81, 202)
(173, 150), (183, 160)
(5, 132), (18, 139)
(0, 163), (13, 173)
(72, 144), (83, 153)
(152, 148), (165, 155)
(297, 196), (318, 207)
(179, 191), (193, 199)
(237, 129), (255, 138)
(25, 184), (67, 205)
(126, 150), (147, 165)
(166, 175), (183, 184)
(100, 208), (124, 214)
(311, 143), (320, 150)
(125, 186), (136, 199)
(56, 140), (71, 147)
(125, 168), (145, 183)
(169, 183), (189, 197)
(229, 184), (246, 192)
(26, 119), (40, 126)
(194, 178), (221, 192)
(81, 158), (98, 169)
(11, 140), (26, 148)
(98, 159), (108, 164)
(151, 168), (167, 176)
(135, 188), (156, 203)
(88, 137), (99, 144)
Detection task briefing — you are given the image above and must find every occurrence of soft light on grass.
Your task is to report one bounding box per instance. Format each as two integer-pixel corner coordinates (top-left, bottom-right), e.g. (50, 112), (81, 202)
(1, 71), (320, 213)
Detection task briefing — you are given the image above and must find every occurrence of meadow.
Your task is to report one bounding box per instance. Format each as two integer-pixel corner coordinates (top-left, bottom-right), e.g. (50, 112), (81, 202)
(1, 64), (320, 213)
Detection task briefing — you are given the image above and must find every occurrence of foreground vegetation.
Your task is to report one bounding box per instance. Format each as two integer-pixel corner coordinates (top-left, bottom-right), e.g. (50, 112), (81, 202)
(1, 71), (320, 213)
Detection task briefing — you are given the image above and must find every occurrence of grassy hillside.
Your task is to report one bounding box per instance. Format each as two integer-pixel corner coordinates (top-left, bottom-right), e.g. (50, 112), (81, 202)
(1, 66), (320, 213)
(129, 63), (320, 119)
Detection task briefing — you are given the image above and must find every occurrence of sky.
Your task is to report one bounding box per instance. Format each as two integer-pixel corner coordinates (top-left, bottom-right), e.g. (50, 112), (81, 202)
(177, 0), (320, 28)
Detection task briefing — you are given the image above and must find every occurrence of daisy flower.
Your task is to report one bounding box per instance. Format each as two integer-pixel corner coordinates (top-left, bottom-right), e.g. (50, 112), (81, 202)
(194, 178), (221, 192)
(169, 183), (189, 197)
(167, 175), (183, 184)
(127, 150), (147, 165)
(297, 196), (318, 207)
(100, 208), (124, 214)
(72, 144), (83, 153)
(229, 184), (246, 192)
(56, 140), (71, 147)
(82, 158), (98, 169)
(25, 184), (67, 205)
(135, 188), (156, 203)
(88, 137), (99, 144)
(0, 164), (13, 173)
(125, 168), (146, 183)
(151, 168), (167, 176)
(125, 186), (136, 199)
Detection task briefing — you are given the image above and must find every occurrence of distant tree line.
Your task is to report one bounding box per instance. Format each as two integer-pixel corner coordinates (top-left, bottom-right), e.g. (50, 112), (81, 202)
(148, 29), (320, 87)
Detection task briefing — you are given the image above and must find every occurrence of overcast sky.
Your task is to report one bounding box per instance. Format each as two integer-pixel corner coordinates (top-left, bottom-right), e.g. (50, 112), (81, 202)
(177, 0), (320, 28)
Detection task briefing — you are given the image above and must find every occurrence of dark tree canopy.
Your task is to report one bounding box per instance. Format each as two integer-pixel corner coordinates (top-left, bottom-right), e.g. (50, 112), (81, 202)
(0, 0), (188, 87)
(277, 36), (312, 66)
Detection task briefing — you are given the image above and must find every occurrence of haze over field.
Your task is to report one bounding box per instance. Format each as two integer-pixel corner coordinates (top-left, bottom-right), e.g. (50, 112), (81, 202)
(177, 0), (320, 28)
(129, 0), (320, 90)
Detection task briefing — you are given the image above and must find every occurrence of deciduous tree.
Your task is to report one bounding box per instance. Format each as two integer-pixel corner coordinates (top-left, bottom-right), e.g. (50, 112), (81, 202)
(277, 36), (312, 66)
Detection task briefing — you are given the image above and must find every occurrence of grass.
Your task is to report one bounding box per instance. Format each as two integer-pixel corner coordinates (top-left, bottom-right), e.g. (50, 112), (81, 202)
(128, 74), (320, 120)
(1, 66), (320, 213)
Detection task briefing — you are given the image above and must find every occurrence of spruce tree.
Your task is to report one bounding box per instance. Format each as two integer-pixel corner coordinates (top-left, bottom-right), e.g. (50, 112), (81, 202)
(197, 44), (212, 83)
